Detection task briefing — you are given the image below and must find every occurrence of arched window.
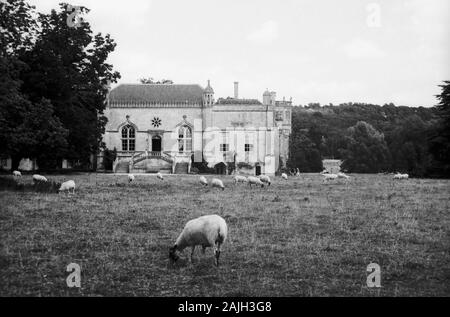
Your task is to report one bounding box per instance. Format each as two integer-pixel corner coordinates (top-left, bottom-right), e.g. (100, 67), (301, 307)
(121, 125), (135, 151)
(178, 125), (192, 153)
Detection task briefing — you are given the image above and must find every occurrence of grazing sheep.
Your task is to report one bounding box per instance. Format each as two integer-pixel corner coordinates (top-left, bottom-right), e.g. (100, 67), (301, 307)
(12, 170), (21, 177)
(58, 180), (75, 194)
(233, 175), (248, 184)
(323, 173), (338, 181)
(157, 172), (164, 180)
(259, 175), (271, 186)
(33, 174), (47, 183)
(199, 176), (208, 186)
(393, 173), (409, 180)
(337, 172), (350, 179)
(211, 178), (225, 190)
(169, 214), (228, 266)
(247, 176), (265, 188)
(128, 174), (135, 183)
(281, 173), (288, 180)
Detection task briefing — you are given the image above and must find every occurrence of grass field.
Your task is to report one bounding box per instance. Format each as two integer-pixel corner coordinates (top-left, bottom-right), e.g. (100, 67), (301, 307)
(0, 173), (449, 296)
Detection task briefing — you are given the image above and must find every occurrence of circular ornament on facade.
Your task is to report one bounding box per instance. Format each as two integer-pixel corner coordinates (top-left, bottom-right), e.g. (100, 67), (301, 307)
(152, 117), (162, 128)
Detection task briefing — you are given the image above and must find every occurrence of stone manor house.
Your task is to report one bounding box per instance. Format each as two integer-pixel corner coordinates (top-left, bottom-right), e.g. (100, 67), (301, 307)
(99, 81), (292, 176)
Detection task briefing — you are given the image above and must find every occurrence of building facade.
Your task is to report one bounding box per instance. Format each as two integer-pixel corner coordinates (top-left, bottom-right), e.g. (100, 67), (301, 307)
(100, 81), (292, 176)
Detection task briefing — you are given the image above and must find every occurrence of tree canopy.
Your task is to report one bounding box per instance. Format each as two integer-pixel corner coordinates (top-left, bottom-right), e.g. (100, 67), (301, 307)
(0, 1), (120, 170)
(288, 93), (448, 177)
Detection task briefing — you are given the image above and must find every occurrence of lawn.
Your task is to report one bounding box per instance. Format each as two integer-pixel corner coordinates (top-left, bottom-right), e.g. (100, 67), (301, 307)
(0, 173), (449, 296)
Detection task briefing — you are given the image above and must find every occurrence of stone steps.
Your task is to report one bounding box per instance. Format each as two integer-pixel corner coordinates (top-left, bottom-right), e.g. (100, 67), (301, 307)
(174, 162), (188, 174)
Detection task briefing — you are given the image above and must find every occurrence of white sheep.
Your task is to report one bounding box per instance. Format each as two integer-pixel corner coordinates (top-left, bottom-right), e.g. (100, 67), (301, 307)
(128, 174), (135, 183)
(259, 175), (271, 186)
(323, 173), (338, 181)
(211, 178), (225, 190)
(393, 173), (409, 179)
(295, 168), (300, 176)
(247, 176), (265, 188)
(281, 173), (288, 180)
(169, 214), (228, 266)
(233, 175), (248, 184)
(157, 172), (164, 180)
(12, 170), (21, 177)
(58, 180), (75, 194)
(337, 172), (350, 179)
(32, 174), (47, 183)
(199, 176), (208, 186)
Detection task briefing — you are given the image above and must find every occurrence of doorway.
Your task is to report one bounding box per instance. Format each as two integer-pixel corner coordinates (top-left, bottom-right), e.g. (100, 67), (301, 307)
(152, 135), (161, 152)
(215, 162), (227, 175)
(255, 164), (261, 176)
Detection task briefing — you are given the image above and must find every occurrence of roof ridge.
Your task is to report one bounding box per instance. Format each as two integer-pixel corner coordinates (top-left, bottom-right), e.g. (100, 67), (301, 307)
(118, 83), (203, 86)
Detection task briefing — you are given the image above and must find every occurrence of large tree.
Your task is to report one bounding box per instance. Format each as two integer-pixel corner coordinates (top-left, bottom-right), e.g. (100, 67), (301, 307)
(429, 81), (450, 177)
(339, 121), (391, 173)
(19, 3), (120, 168)
(0, 0), (69, 170)
(287, 132), (323, 172)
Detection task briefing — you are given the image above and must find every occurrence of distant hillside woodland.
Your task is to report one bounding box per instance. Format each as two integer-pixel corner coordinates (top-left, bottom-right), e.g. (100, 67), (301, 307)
(288, 84), (450, 178)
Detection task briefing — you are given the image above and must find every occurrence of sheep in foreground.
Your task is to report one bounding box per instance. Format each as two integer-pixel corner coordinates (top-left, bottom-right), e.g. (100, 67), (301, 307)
(33, 174), (47, 183)
(259, 175), (271, 186)
(281, 173), (288, 180)
(211, 178), (225, 190)
(128, 174), (135, 183)
(337, 172), (350, 179)
(323, 173), (338, 181)
(199, 176), (208, 186)
(156, 172), (164, 180)
(247, 176), (265, 188)
(12, 170), (21, 177)
(58, 180), (75, 194)
(169, 214), (228, 266)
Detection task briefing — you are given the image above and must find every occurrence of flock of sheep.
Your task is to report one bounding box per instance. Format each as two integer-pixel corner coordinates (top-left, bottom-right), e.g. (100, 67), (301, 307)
(10, 167), (409, 267)
(12, 171), (76, 194)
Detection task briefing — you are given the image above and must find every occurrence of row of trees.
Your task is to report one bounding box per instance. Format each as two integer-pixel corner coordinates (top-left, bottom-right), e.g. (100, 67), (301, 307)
(287, 82), (450, 178)
(0, 0), (120, 170)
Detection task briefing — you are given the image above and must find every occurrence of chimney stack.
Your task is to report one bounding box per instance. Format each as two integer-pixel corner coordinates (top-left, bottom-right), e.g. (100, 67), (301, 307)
(234, 82), (239, 99)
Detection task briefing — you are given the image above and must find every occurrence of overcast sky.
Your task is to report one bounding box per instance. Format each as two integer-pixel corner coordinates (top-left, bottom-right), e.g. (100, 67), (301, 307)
(29, 0), (449, 107)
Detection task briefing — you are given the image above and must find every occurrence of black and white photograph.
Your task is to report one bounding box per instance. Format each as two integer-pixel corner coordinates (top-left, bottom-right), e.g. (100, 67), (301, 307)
(0, 0), (449, 302)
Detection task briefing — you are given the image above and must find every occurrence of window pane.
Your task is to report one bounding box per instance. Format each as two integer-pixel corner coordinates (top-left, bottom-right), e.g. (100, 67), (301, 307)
(129, 139), (135, 151)
(276, 111), (283, 121)
(128, 127), (135, 138)
(186, 139), (192, 152)
(185, 126), (192, 138)
(178, 139), (184, 153)
(122, 127), (128, 138)
(122, 139), (128, 151)
(285, 111), (290, 120)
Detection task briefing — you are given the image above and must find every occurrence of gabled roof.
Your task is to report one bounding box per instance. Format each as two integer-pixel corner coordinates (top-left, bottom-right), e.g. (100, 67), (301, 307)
(109, 84), (205, 104)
